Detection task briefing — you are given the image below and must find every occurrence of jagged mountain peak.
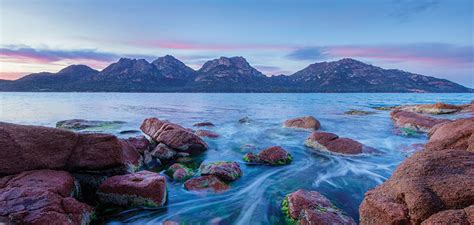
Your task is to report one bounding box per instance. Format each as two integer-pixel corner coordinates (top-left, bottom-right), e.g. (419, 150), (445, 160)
(152, 55), (196, 79)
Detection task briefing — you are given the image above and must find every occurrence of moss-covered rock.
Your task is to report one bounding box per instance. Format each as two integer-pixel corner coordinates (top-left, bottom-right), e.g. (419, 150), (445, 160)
(200, 161), (242, 181)
(166, 163), (194, 181)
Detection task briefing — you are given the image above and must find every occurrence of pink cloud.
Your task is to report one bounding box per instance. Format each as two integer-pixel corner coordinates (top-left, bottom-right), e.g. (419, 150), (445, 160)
(130, 39), (294, 51)
(0, 72), (29, 80)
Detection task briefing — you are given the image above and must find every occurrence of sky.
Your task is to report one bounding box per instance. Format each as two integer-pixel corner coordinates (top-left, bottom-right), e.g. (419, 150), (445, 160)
(0, 0), (473, 87)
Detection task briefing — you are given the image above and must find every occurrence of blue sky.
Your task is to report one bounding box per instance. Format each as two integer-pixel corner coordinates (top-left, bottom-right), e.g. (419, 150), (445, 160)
(0, 0), (472, 87)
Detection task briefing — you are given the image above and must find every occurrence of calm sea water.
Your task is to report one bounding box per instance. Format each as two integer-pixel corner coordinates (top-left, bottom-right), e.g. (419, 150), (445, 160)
(0, 93), (473, 225)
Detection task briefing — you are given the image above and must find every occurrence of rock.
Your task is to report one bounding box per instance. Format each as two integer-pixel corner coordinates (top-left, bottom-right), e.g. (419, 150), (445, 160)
(238, 117), (252, 124)
(400, 102), (463, 114)
(283, 116), (320, 130)
(166, 163), (194, 181)
(151, 143), (177, 161)
(184, 175), (229, 192)
(0, 122), (141, 175)
(243, 146), (292, 165)
(421, 206), (474, 225)
(282, 189), (355, 225)
(195, 129), (220, 138)
(56, 119), (125, 130)
(344, 109), (376, 115)
(119, 129), (141, 134)
(140, 118), (208, 155)
(359, 149), (474, 224)
(0, 170), (93, 225)
(143, 150), (161, 169)
(305, 131), (374, 155)
(126, 135), (151, 154)
(193, 122), (215, 127)
(372, 105), (399, 111)
(163, 221), (180, 225)
(426, 117), (474, 152)
(200, 161), (242, 181)
(390, 109), (450, 133)
(97, 171), (167, 207)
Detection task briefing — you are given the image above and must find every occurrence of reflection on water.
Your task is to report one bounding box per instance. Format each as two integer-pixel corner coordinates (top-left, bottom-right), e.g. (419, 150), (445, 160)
(0, 93), (472, 224)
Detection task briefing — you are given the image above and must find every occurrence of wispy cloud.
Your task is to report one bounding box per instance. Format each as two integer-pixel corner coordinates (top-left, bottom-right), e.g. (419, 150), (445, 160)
(0, 46), (157, 64)
(285, 47), (329, 61)
(390, 0), (441, 23)
(286, 43), (473, 67)
(254, 65), (292, 76)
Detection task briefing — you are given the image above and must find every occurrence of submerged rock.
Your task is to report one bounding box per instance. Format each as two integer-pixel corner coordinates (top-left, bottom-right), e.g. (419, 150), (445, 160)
(166, 163), (194, 181)
(243, 146), (292, 165)
(97, 171), (167, 207)
(399, 102), (463, 115)
(238, 116), (252, 124)
(56, 119), (125, 130)
(140, 118), (208, 155)
(193, 122), (215, 127)
(344, 109), (376, 115)
(0, 122), (141, 175)
(0, 170), (94, 225)
(195, 129), (220, 138)
(305, 131), (374, 155)
(371, 105), (399, 111)
(426, 117), (474, 152)
(184, 175), (229, 192)
(282, 189), (355, 225)
(283, 116), (320, 130)
(200, 161), (242, 181)
(390, 109), (449, 133)
(359, 149), (474, 224)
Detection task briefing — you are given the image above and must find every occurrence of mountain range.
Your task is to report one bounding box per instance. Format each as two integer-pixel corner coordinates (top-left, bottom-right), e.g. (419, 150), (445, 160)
(0, 56), (471, 92)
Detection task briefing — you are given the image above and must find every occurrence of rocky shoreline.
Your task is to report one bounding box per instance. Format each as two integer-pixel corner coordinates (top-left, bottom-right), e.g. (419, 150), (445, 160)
(0, 101), (472, 224)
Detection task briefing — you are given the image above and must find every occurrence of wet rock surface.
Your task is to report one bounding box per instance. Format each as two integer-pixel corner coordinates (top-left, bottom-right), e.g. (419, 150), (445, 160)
(283, 189), (356, 225)
(193, 122), (215, 127)
(166, 163), (194, 181)
(200, 161), (242, 181)
(399, 102), (463, 115)
(56, 119), (125, 130)
(140, 118), (208, 155)
(195, 129), (220, 138)
(283, 116), (321, 130)
(390, 109), (450, 133)
(0, 122), (140, 175)
(97, 171), (167, 207)
(344, 109), (376, 115)
(0, 170), (93, 225)
(184, 175), (229, 192)
(305, 131), (374, 155)
(243, 146), (292, 165)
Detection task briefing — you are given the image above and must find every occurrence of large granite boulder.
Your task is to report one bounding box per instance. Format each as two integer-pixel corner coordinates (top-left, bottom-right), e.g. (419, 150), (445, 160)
(0, 170), (93, 225)
(399, 102), (463, 114)
(421, 206), (474, 225)
(390, 109), (450, 133)
(283, 116), (321, 130)
(243, 146), (292, 166)
(140, 118), (208, 155)
(282, 189), (355, 225)
(305, 131), (374, 155)
(359, 149), (474, 224)
(426, 117), (474, 152)
(184, 175), (229, 192)
(0, 122), (141, 175)
(97, 171), (167, 207)
(200, 161), (242, 181)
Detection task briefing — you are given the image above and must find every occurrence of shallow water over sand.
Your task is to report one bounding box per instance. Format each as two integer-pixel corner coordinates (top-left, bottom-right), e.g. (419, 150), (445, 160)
(0, 93), (472, 224)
